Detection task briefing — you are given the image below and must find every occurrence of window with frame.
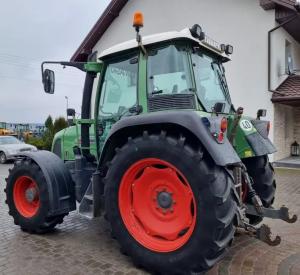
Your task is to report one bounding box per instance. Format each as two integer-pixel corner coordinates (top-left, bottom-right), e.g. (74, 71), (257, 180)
(285, 40), (293, 74)
(99, 54), (138, 117)
(147, 44), (193, 96)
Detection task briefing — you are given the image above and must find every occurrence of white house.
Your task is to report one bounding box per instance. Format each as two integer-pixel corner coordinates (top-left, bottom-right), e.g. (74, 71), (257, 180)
(71, 0), (300, 161)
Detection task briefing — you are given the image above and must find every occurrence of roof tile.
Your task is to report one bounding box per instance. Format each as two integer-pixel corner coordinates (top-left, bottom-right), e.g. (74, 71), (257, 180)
(272, 75), (300, 101)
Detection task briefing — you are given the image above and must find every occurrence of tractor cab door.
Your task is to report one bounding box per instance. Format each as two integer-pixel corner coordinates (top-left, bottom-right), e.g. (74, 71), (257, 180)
(97, 53), (139, 153)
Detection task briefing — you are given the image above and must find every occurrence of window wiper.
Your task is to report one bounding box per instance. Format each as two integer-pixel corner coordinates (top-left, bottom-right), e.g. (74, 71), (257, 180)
(151, 90), (163, 95)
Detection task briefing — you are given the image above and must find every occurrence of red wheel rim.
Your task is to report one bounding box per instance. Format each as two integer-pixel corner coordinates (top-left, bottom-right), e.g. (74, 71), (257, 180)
(119, 158), (196, 252)
(13, 176), (40, 218)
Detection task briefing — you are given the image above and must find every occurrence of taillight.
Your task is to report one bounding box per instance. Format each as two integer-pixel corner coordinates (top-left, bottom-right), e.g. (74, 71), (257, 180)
(267, 121), (271, 136)
(218, 132), (224, 142)
(217, 118), (227, 143)
(220, 117), (228, 133)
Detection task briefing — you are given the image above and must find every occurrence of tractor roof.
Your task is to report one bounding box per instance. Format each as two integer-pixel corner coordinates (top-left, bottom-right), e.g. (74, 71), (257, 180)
(98, 28), (231, 61)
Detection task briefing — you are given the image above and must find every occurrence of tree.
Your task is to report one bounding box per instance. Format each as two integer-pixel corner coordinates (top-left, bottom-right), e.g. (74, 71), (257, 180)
(53, 117), (68, 133)
(45, 115), (54, 131)
(27, 115), (69, 151)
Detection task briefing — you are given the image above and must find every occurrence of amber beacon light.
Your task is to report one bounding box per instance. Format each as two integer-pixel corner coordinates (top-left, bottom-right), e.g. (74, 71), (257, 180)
(133, 11), (144, 28)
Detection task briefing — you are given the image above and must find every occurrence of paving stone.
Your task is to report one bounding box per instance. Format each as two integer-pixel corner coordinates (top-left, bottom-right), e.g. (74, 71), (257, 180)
(0, 164), (299, 274)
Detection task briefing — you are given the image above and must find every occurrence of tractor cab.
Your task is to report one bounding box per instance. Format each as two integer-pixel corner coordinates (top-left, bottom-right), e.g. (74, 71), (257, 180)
(96, 24), (233, 117)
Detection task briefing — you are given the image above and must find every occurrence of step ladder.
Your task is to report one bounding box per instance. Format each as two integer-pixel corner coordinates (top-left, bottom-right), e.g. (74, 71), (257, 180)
(78, 171), (102, 219)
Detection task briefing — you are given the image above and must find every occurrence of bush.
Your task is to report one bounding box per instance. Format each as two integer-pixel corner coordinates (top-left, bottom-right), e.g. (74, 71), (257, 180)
(26, 115), (68, 151)
(26, 136), (47, 150)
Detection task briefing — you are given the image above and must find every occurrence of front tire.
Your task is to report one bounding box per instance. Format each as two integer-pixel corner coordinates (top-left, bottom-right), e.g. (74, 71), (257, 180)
(0, 152), (7, 164)
(105, 132), (237, 274)
(5, 158), (65, 233)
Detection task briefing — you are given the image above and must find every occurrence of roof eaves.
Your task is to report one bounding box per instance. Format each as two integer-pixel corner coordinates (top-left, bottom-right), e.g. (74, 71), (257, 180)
(272, 75), (300, 102)
(261, 0), (297, 11)
(71, 0), (128, 62)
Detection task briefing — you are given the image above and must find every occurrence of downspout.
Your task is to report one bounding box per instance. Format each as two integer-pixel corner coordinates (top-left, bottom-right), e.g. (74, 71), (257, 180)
(268, 14), (298, 93)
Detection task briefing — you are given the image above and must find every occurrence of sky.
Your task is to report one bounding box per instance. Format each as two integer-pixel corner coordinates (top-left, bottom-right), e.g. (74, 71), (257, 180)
(0, 0), (110, 123)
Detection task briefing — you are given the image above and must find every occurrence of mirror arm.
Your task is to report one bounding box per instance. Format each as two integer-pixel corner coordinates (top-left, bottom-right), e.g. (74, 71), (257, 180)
(41, 61), (87, 82)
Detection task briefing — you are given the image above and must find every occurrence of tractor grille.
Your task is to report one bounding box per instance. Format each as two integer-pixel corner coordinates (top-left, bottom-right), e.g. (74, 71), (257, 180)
(148, 94), (196, 112)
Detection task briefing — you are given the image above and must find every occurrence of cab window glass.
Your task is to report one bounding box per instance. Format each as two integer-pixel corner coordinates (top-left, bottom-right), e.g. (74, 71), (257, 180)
(192, 52), (231, 113)
(147, 45), (192, 95)
(99, 55), (138, 117)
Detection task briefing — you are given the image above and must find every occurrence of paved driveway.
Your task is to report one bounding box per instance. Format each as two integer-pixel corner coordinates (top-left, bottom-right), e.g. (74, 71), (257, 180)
(0, 164), (299, 275)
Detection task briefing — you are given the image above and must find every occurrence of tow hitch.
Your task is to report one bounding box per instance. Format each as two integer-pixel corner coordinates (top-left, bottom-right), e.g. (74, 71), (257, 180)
(233, 164), (298, 246)
(243, 204), (297, 246)
(245, 204), (297, 224)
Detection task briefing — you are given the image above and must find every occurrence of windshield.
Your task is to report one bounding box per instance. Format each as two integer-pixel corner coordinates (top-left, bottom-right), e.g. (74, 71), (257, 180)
(0, 136), (21, 145)
(147, 44), (193, 95)
(192, 51), (231, 113)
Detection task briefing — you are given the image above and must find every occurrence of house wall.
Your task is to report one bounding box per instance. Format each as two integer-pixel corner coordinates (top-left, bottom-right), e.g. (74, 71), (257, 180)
(293, 107), (300, 142)
(90, 0), (300, 161)
(273, 103), (294, 160)
(270, 28), (300, 90)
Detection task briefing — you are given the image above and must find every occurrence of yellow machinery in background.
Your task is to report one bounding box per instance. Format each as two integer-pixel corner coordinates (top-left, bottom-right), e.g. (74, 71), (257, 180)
(0, 122), (17, 136)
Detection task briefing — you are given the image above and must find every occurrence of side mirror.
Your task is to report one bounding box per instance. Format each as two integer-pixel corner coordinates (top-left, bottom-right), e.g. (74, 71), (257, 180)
(43, 69), (55, 94)
(213, 102), (225, 114)
(67, 108), (76, 117)
(257, 109), (267, 120)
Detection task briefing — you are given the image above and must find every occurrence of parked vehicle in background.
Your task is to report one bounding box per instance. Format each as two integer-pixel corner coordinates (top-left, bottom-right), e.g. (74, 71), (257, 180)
(0, 122), (17, 137)
(0, 136), (37, 164)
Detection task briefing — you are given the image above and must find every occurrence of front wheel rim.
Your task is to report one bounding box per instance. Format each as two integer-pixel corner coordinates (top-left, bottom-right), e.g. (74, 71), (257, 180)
(119, 158), (197, 253)
(13, 176), (40, 218)
(0, 154), (5, 162)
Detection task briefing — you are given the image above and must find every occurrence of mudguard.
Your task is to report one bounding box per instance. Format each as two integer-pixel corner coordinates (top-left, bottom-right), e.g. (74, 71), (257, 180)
(101, 111), (241, 166)
(17, 150), (76, 216)
(249, 120), (277, 155)
(233, 117), (277, 158)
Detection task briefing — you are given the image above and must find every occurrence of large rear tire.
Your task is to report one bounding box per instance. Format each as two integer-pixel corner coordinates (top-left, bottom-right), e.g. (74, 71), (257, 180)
(243, 155), (276, 224)
(104, 131), (237, 274)
(5, 159), (65, 233)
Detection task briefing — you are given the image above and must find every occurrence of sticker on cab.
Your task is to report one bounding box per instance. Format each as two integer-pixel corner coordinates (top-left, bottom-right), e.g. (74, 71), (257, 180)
(239, 119), (253, 132)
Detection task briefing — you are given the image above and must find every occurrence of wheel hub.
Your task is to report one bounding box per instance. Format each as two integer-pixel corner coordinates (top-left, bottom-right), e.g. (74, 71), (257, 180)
(25, 187), (37, 202)
(157, 191), (173, 209)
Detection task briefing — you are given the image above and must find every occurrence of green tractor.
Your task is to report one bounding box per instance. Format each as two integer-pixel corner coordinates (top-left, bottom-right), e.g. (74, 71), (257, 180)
(5, 12), (297, 274)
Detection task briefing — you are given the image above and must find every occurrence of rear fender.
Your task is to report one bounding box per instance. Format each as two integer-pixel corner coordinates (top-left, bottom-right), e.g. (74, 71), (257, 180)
(231, 117), (277, 158)
(17, 150), (76, 216)
(100, 111), (241, 167)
